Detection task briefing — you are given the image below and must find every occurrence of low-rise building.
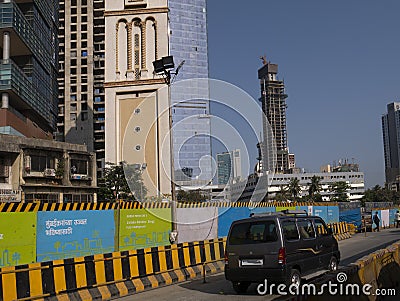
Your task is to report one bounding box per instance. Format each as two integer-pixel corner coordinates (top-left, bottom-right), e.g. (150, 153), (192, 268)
(0, 134), (97, 202)
(230, 171), (365, 202)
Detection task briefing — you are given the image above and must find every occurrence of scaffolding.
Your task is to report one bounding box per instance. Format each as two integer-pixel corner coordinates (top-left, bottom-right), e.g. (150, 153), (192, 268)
(258, 62), (289, 174)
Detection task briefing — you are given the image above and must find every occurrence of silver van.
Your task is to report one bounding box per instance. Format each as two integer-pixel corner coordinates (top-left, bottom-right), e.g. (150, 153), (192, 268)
(224, 210), (340, 293)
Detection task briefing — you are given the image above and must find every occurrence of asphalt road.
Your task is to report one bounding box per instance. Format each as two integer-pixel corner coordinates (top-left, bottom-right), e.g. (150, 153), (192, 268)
(113, 228), (400, 301)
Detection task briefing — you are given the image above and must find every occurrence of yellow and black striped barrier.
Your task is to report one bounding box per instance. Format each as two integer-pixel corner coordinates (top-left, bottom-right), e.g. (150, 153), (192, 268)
(325, 222), (352, 241)
(0, 201), (118, 212)
(0, 238), (226, 301)
(0, 200), (340, 212)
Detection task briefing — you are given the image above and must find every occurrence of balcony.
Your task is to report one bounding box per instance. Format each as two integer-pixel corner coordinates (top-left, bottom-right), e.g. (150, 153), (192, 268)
(0, 1), (52, 69)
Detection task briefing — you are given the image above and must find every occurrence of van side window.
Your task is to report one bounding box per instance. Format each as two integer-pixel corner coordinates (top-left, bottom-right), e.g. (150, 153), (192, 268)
(297, 219), (316, 239)
(229, 221), (278, 245)
(314, 219), (330, 236)
(282, 221), (299, 241)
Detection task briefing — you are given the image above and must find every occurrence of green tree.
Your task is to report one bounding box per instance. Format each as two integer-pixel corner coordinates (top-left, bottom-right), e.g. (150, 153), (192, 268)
(124, 163), (148, 200)
(308, 175), (322, 202)
(362, 185), (400, 205)
(329, 181), (350, 202)
(275, 185), (290, 202)
(176, 189), (207, 202)
(287, 178), (301, 201)
(55, 158), (65, 178)
(98, 161), (144, 201)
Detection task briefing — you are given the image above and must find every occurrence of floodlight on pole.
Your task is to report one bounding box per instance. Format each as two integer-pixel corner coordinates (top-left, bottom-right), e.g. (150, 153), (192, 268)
(152, 56), (185, 244)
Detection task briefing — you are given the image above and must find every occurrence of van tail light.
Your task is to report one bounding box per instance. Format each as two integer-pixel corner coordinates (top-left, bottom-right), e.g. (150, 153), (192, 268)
(224, 251), (228, 264)
(278, 247), (286, 264)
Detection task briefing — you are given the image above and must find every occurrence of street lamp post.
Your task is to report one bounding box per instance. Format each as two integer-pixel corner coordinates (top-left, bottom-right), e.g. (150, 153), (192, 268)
(153, 56), (184, 244)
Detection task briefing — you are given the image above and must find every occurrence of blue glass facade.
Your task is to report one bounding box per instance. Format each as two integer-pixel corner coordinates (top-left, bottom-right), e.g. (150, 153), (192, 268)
(169, 0), (212, 185)
(0, 0), (58, 133)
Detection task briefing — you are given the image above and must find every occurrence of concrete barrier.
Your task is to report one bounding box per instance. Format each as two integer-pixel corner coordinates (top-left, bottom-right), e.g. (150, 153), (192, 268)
(295, 241), (400, 301)
(0, 238), (226, 301)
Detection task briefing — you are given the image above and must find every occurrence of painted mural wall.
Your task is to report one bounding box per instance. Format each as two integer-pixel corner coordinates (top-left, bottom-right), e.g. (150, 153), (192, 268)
(36, 210), (115, 261)
(0, 203), (351, 267)
(119, 208), (171, 250)
(0, 212), (36, 267)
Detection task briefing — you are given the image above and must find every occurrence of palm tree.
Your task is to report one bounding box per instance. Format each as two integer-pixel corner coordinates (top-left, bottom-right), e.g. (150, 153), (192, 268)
(308, 176), (322, 201)
(329, 181), (350, 202)
(275, 185), (290, 202)
(287, 178), (301, 201)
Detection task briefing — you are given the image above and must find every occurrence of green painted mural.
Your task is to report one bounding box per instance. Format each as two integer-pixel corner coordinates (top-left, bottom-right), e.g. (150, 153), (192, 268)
(276, 206), (296, 212)
(119, 209), (171, 250)
(0, 212), (36, 267)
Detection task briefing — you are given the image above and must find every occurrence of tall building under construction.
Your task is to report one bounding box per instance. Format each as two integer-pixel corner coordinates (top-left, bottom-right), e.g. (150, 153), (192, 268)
(258, 59), (289, 174)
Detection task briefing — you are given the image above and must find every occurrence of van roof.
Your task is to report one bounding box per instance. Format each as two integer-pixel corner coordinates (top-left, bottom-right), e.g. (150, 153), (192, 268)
(250, 209), (308, 218)
(232, 213), (321, 224)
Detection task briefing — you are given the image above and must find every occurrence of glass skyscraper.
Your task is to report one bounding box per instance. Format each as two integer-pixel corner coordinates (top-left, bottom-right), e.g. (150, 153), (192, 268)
(168, 0), (212, 186)
(0, 0), (58, 139)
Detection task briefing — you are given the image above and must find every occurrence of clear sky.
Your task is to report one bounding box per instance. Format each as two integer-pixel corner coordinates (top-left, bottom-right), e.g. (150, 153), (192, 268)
(206, 0), (400, 188)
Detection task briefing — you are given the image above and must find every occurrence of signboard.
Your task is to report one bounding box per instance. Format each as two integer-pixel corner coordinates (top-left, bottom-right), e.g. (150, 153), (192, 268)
(37, 210), (115, 262)
(119, 209), (171, 250)
(0, 212), (36, 267)
(313, 206), (328, 222)
(326, 206), (340, 224)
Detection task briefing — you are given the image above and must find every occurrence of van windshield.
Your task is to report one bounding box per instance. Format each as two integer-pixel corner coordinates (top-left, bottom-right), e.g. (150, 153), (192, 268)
(229, 221), (278, 245)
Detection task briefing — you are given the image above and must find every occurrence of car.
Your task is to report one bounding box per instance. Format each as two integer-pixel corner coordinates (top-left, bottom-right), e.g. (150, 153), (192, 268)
(224, 210), (340, 294)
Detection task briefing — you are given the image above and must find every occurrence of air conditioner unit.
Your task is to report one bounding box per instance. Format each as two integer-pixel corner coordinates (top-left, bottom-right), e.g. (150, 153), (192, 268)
(44, 168), (56, 177)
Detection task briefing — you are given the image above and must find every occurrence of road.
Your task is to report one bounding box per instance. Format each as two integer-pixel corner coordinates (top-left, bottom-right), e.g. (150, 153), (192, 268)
(112, 229), (400, 301)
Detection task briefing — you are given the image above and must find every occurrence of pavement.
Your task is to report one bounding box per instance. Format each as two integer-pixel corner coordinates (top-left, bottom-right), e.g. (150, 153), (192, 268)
(112, 228), (400, 301)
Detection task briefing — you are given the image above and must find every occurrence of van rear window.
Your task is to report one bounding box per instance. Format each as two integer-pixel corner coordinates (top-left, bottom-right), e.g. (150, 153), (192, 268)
(229, 221), (278, 245)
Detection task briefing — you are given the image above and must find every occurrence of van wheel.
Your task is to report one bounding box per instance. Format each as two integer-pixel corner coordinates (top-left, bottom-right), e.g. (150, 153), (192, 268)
(329, 256), (338, 271)
(232, 281), (250, 294)
(287, 269), (301, 288)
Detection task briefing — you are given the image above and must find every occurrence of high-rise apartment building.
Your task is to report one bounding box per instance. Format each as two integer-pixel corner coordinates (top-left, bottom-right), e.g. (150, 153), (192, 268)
(382, 102), (400, 189)
(169, 0), (212, 187)
(258, 59), (289, 174)
(57, 0), (105, 178)
(217, 149), (242, 185)
(0, 0), (58, 139)
(58, 0), (211, 185)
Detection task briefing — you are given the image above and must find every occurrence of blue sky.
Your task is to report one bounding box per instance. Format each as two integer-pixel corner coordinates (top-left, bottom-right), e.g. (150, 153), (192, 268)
(206, 0), (400, 188)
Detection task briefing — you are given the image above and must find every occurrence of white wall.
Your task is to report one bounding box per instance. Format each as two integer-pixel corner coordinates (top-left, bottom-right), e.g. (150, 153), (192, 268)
(177, 208), (218, 243)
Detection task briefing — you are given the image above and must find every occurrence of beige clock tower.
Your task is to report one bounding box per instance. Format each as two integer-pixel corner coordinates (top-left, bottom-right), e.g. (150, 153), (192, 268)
(105, 0), (172, 198)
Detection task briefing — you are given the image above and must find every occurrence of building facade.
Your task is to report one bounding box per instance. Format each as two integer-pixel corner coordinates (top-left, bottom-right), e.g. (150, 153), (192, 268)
(57, 0), (106, 178)
(57, 0), (212, 187)
(217, 149), (242, 185)
(0, 0), (58, 139)
(104, 0), (172, 197)
(230, 171), (365, 203)
(168, 0), (212, 187)
(0, 134), (97, 203)
(382, 102), (400, 189)
(258, 60), (289, 173)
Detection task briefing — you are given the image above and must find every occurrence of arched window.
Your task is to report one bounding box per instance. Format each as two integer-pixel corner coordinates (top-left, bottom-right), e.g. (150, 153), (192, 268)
(116, 19), (128, 78)
(132, 19), (142, 80)
(146, 17), (157, 73)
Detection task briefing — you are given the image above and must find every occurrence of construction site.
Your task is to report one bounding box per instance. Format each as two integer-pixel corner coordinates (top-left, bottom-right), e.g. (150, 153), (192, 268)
(258, 58), (290, 174)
